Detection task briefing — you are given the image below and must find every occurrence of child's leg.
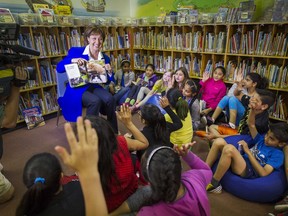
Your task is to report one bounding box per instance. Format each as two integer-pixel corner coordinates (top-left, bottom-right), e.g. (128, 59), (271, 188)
(228, 96), (243, 127)
(213, 144), (246, 182)
(136, 87), (150, 104)
(206, 138), (227, 167)
(212, 96), (230, 121)
(130, 86), (141, 105)
(125, 85), (138, 103)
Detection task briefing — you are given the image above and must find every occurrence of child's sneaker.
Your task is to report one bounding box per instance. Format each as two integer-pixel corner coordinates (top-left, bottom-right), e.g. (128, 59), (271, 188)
(275, 195), (288, 212)
(206, 183), (222, 194)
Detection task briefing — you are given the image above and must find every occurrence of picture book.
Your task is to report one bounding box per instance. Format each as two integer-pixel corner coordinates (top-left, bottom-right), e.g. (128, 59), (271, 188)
(64, 63), (88, 88)
(22, 106), (45, 130)
(86, 59), (107, 84)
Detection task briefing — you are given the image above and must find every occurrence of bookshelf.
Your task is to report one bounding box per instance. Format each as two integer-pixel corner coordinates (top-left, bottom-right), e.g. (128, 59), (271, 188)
(15, 24), (132, 123)
(131, 23), (288, 122)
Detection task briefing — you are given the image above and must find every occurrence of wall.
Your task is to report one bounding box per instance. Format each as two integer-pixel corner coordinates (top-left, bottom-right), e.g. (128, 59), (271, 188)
(0, 0), (131, 17)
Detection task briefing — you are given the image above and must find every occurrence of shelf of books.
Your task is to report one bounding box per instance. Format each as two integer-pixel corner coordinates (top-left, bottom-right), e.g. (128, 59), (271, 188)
(16, 24), (132, 123)
(131, 23), (288, 122)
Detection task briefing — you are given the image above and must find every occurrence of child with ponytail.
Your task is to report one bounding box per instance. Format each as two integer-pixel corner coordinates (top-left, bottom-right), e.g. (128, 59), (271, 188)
(165, 88), (193, 146)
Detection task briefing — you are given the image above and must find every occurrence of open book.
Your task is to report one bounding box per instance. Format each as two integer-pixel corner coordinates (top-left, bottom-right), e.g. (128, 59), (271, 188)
(64, 60), (107, 88)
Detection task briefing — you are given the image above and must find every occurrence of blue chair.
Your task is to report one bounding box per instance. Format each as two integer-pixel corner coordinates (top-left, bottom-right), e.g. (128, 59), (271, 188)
(55, 71), (68, 127)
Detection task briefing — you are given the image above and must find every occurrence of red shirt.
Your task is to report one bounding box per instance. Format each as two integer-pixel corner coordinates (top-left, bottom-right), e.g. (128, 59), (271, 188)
(105, 135), (138, 212)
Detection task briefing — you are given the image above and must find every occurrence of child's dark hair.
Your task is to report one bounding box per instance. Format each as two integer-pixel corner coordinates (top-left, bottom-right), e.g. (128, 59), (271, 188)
(247, 73), (269, 89)
(141, 145), (181, 203)
(255, 88), (275, 108)
(140, 104), (170, 146)
(269, 123), (288, 144)
(166, 88), (189, 120)
(214, 66), (226, 76)
(185, 79), (198, 94)
(120, 59), (131, 67)
(84, 115), (121, 194)
(145, 63), (155, 71)
(16, 153), (62, 216)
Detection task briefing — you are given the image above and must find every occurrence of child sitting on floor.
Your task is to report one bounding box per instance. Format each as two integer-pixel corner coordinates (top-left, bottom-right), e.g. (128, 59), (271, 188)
(182, 79), (202, 131)
(165, 88), (193, 146)
(206, 93), (288, 194)
(124, 64), (158, 106)
(199, 66), (227, 118)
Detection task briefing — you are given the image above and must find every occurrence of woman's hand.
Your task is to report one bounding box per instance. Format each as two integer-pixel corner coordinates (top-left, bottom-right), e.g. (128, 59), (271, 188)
(116, 105), (133, 126)
(71, 58), (87, 66)
(174, 142), (195, 157)
(159, 96), (169, 108)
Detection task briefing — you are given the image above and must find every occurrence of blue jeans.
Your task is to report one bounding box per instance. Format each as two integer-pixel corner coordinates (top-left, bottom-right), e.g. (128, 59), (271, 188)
(218, 96), (245, 126)
(113, 86), (130, 104)
(82, 88), (118, 133)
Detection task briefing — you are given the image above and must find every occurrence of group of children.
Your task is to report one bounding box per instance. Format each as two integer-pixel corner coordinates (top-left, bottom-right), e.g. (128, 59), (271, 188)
(7, 61), (288, 215)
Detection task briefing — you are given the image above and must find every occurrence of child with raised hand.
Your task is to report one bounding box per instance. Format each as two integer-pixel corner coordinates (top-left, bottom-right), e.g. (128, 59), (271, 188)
(199, 66), (227, 117)
(124, 64), (158, 106)
(16, 117), (106, 216)
(171, 67), (189, 91)
(165, 88), (193, 146)
(206, 72), (269, 133)
(206, 94), (288, 194)
(182, 79), (202, 131)
(130, 70), (173, 112)
(110, 142), (212, 216)
(84, 105), (148, 213)
(136, 96), (183, 160)
(56, 117), (107, 216)
(112, 59), (135, 104)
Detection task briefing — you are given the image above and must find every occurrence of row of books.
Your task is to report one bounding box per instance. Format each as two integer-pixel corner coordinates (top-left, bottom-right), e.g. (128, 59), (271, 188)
(225, 59), (288, 89)
(229, 31), (288, 56)
(270, 95), (288, 121)
(18, 91), (58, 120)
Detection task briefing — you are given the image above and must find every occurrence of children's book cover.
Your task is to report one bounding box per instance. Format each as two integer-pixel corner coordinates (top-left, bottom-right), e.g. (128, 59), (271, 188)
(64, 63), (88, 88)
(22, 106), (45, 130)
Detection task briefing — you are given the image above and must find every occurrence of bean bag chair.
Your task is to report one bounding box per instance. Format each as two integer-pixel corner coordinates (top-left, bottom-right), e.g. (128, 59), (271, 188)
(145, 94), (166, 114)
(212, 144), (287, 203)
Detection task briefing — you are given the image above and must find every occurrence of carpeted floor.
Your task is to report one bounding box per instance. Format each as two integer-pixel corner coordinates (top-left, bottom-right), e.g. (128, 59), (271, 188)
(0, 115), (275, 216)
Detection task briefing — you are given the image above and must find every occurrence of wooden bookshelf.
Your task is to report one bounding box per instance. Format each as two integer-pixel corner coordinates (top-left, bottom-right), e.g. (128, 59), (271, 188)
(15, 24), (132, 123)
(131, 23), (288, 122)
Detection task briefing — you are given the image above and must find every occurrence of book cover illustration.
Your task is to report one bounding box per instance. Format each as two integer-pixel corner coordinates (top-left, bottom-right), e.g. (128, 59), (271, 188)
(22, 106), (45, 130)
(64, 63), (88, 88)
(86, 59), (107, 84)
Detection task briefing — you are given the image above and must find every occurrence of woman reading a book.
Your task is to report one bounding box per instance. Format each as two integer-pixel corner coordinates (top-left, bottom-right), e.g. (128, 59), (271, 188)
(56, 27), (118, 133)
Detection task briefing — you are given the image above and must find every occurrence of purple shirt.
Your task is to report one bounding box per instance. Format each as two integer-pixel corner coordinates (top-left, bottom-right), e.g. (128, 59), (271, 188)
(138, 152), (212, 216)
(200, 78), (226, 110)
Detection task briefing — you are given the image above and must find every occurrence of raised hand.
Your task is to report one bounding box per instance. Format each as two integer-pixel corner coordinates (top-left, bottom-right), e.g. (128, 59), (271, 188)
(14, 66), (27, 80)
(159, 96), (169, 108)
(55, 117), (99, 174)
(116, 104), (132, 126)
(202, 71), (210, 82)
(174, 142), (195, 157)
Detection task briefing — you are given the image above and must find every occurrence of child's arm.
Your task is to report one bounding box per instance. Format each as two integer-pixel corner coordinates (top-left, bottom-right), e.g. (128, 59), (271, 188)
(125, 71), (135, 87)
(55, 117), (108, 216)
(239, 140), (274, 176)
(116, 105), (149, 151)
(174, 143), (211, 171)
(160, 97), (183, 132)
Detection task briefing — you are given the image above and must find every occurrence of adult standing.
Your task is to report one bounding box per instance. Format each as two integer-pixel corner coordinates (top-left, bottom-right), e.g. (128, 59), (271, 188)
(57, 27), (118, 133)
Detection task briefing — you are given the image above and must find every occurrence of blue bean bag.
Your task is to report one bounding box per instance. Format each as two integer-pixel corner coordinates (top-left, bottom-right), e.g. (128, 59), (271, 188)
(212, 146), (287, 203)
(146, 94), (166, 114)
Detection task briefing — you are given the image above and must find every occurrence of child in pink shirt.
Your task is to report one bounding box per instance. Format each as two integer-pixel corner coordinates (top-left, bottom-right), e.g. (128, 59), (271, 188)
(199, 66), (227, 116)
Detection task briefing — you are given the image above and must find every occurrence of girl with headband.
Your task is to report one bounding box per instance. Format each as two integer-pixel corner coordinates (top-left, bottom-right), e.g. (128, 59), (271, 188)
(110, 143), (212, 216)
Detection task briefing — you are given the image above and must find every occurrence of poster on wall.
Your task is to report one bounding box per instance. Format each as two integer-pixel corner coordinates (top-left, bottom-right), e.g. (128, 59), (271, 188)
(81, 0), (106, 12)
